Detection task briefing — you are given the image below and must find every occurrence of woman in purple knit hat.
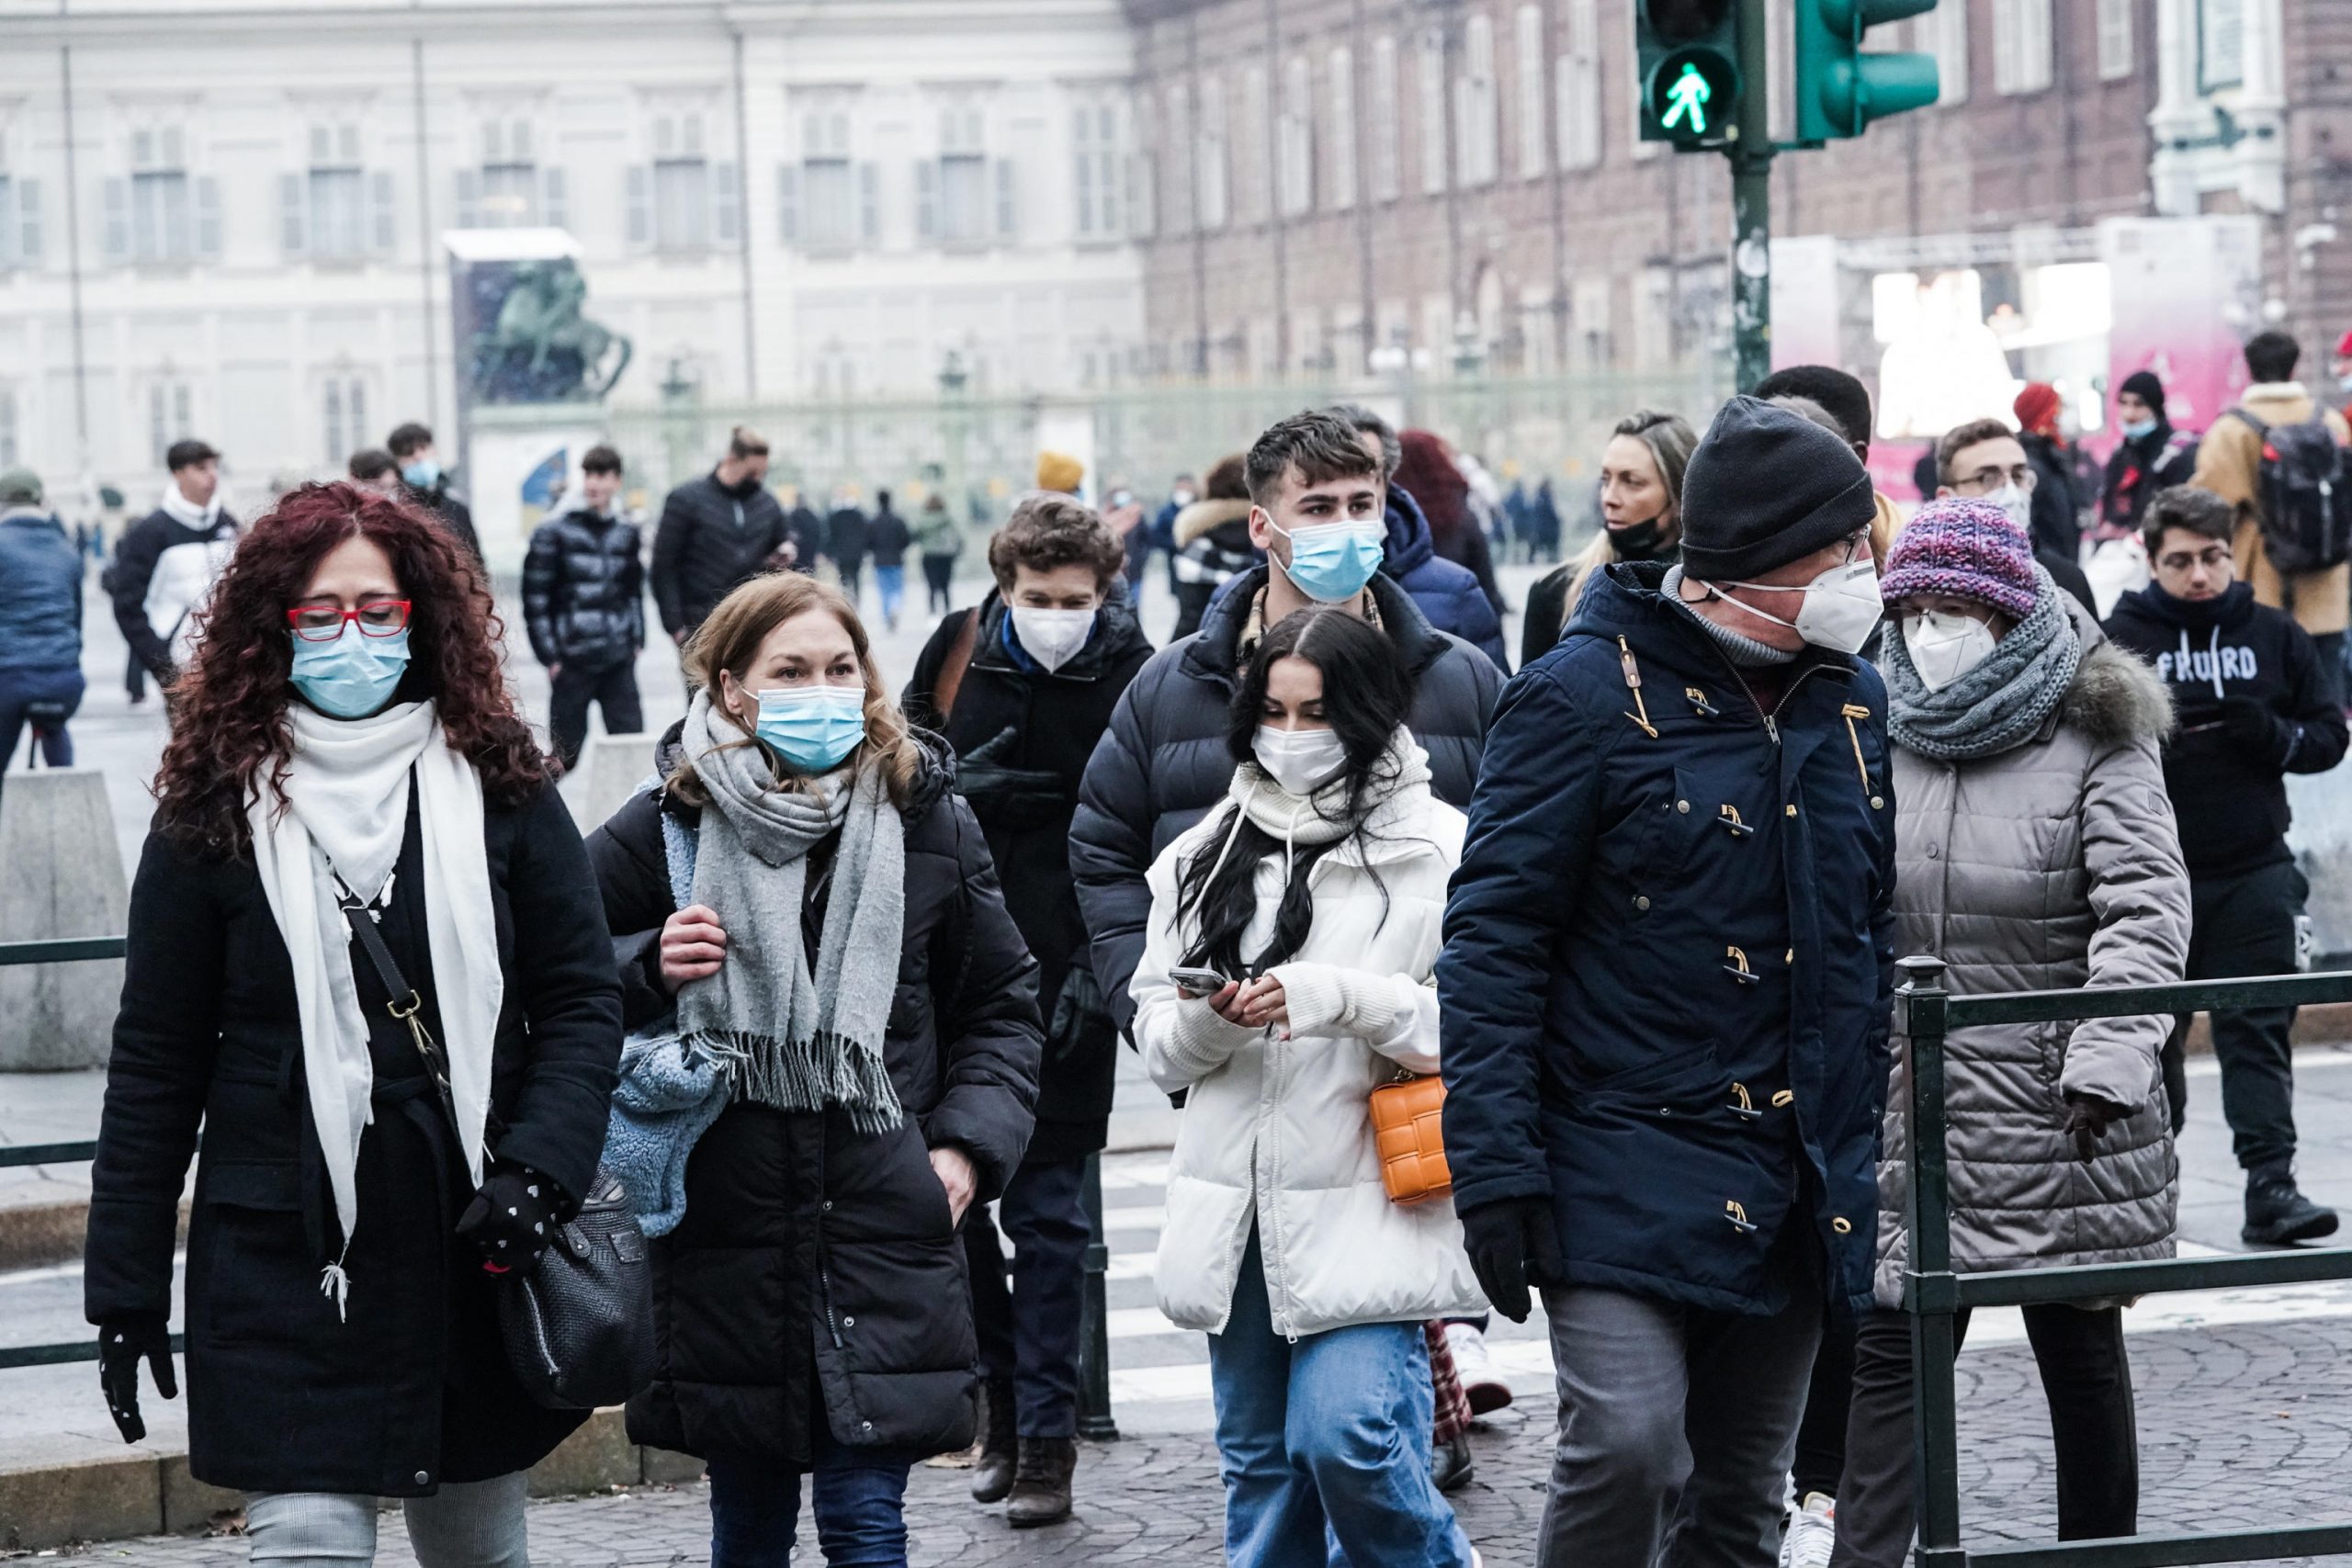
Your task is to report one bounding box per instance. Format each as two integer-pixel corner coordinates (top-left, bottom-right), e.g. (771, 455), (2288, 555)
(1824, 498), (2194, 1565)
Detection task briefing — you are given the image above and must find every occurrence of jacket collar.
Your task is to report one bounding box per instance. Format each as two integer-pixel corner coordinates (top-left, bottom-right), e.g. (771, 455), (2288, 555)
(1182, 566), (1452, 691)
(2115, 578), (2256, 637)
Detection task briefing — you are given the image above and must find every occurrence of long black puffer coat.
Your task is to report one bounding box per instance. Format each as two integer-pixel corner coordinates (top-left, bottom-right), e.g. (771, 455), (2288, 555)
(85, 783), (624, 1497)
(650, 473), (789, 640)
(523, 507), (645, 671)
(586, 730), (1041, 1466)
(1070, 567), (1502, 1031)
(904, 591), (1154, 1161)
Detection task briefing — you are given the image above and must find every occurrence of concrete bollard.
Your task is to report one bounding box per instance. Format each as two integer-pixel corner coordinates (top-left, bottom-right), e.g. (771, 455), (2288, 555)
(0, 770), (130, 1070)
(571, 732), (661, 835)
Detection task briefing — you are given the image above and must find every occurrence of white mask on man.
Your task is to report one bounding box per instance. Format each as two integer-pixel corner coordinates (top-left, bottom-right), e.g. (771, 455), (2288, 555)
(1009, 606), (1096, 672)
(1983, 482), (2035, 537)
(1711, 556), (1884, 656)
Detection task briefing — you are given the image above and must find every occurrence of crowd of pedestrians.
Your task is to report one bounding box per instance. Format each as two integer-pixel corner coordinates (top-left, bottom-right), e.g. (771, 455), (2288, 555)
(34, 321), (2352, 1568)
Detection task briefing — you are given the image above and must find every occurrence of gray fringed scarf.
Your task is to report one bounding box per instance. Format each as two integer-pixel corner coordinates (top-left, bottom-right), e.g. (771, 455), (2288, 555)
(677, 692), (908, 1132)
(1883, 564), (2082, 761)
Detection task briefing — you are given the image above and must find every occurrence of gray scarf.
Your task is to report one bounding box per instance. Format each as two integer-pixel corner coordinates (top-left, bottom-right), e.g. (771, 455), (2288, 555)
(1883, 565), (2081, 761)
(1660, 565), (1799, 667)
(677, 692), (908, 1132)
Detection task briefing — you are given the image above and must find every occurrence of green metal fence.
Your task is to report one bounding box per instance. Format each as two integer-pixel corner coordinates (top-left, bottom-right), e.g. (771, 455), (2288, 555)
(1894, 954), (2352, 1568)
(0, 935), (142, 1372)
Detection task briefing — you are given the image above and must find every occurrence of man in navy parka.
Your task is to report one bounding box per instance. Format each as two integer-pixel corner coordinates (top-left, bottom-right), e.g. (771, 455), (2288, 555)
(1437, 397), (1898, 1566)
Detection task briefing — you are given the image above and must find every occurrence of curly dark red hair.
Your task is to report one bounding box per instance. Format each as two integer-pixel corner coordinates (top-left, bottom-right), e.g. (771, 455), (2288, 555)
(153, 481), (549, 853)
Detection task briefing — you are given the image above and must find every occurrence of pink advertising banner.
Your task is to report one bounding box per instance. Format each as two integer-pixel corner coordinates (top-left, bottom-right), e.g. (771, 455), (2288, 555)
(2099, 215), (2267, 438)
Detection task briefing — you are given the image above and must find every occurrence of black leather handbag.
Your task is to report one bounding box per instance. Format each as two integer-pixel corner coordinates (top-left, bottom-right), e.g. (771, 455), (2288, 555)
(339, 878), (655, 1411)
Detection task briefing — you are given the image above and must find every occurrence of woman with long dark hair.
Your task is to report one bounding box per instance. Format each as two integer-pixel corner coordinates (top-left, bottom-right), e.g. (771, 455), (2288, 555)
(587, 572), (1041, 1567)
(1131, 608), (1482, 1568)
(85, 482), (624, 1566)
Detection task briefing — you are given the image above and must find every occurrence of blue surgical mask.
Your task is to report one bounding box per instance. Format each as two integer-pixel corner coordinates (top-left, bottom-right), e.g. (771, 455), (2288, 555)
(2120, 417), (2158, 441)
(1268, 518), (1385, 603)
(401, 457), (442, 491)
(288, 626), (412, 718)
(753, 684), (867, 773)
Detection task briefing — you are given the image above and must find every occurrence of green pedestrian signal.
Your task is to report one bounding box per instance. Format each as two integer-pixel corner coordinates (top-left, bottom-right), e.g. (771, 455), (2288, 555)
(1793, 0), (1941, 141)
(1636, 0), (1740, 148)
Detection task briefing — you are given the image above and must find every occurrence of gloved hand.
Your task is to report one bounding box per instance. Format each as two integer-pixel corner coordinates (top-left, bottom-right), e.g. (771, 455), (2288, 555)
(1046, 963), (1111, 1068)
(456, 1165), (566, 1273)
(2217, 694), (2288, 760)
(954, 728), (1069, 828)
(1458, 1197), (1566, 1325)
(97, 1314), (175, 1444)
(2063, 1091), (2134, 1164)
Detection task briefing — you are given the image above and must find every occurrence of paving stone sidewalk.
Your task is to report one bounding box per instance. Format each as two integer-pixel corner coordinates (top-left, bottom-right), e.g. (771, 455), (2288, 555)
(39, 1314), (2352, 1567)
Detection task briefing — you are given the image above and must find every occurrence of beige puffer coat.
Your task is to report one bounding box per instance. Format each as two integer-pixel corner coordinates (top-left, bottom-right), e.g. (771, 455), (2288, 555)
(1875, 613), (2190, 1308)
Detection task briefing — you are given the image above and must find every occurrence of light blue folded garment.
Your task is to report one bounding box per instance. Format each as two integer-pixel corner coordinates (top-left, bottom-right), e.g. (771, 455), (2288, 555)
(603, 1031), (733, 1237)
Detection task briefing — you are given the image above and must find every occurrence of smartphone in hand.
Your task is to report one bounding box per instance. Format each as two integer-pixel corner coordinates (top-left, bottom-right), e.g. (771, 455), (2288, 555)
(1169, 966), (1229, 999)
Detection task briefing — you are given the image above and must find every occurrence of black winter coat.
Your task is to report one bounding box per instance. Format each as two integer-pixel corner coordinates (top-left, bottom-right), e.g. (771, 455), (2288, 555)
(110, 507), (239, 679)
(1438, 563), (1897, 1321)
(2099, 423), (2199, 536)
(2021, 432), (2083, 561)
(650, 473), (790, 638)
(868, 509), (911, 568)
(587, 735), (1041, 1466)
(904, 592), (1154, 1160)
(402, 484), (483, 564)
(523, 509), (646, 671)
(85, 784), (624, 1496)
(828, 508), (872, 569)
(2105, 581), (2351, 877)
(1071, 567), (1503, 1031)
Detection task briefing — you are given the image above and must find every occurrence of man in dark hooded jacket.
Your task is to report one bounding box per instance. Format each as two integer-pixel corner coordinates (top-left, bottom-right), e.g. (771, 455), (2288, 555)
(1440, 397), (1896, 1568)
(1322, 403), (1508, 669)
(1072, 411), (1503, 1041)
(2099, 370), (2199, 540)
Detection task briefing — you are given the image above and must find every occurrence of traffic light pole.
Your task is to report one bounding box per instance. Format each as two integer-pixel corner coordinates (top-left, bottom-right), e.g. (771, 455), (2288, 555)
(1728, 0), (1773, 395)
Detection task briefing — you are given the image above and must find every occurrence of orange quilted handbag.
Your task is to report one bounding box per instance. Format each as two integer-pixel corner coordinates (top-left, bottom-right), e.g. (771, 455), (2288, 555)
(1369, 1070), (1452, 1205)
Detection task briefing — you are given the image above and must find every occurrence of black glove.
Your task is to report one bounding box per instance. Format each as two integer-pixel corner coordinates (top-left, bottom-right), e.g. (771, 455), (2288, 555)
(2217, 694), (2289, 760)
(97, 1314), (175, 1444)
(1458, 1197), (1566, 1325)
(1046, 964), (1111, 1068)
(2063, 1091), (2133, 1164)
(456, 1165), (565, 1274)
(955, 728), (1070, 827)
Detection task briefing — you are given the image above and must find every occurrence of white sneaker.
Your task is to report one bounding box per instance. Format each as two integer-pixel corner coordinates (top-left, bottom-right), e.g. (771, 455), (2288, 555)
(1443, 1321), (1513, 1415)
(1781, 1492), (1836, 1568)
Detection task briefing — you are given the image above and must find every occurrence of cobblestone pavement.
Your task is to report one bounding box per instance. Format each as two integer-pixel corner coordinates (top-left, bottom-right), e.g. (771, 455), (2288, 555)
(40, 1310), (2352, 1567)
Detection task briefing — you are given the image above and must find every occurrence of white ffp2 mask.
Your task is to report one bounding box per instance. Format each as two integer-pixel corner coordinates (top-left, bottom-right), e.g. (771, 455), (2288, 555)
(1009, 606), (1096, 672)
(1901, 609), (1999, 691)
(1712, 556), (1884, 656)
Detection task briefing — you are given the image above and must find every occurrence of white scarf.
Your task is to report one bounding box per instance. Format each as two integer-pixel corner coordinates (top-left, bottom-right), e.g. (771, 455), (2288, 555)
(246, 701), (503, 1316)
(158, 481), (221, 532)
(1196, 727), (1435, 893)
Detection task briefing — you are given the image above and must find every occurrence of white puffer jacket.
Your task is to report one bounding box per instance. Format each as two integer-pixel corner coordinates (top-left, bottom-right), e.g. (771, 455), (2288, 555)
(1133, 762), (1486, 1339)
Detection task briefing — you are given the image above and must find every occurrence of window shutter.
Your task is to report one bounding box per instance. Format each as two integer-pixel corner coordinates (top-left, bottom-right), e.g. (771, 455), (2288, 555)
(541, 166), (566, 231)
(777, 164), (799, 244)
(370, 172), (396, 252)
(195, 177), (221, 260)
(455, 167), (480, 229)
(858, 163), (878, 244)
(281, 171), (309, 256)
(17, 177), (39, 265)
(103, 178), (129, 262)
(913, 160), (935, 242)
(626, 166), (650, 248)
(712, 163), (741, 245)
(993, 159), (1016, 243)
(0, 181), (16, 269)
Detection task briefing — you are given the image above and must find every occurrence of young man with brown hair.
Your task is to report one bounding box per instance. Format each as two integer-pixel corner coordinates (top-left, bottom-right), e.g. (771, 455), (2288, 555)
(524, 445), (644, 768)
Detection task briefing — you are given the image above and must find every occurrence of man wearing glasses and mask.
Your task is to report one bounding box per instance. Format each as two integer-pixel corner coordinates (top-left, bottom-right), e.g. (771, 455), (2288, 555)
(2107, 484), (2349, 1247)
(1933, 417), (2098, 615)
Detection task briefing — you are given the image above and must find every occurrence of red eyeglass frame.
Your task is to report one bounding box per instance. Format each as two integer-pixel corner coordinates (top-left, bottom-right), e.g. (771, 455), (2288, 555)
(285, 599), (413, 641)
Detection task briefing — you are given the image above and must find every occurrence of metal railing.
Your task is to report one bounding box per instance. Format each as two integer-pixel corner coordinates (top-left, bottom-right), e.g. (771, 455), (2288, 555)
(1896, 954), (2352, 1568)
(0, 935), (142, 1371)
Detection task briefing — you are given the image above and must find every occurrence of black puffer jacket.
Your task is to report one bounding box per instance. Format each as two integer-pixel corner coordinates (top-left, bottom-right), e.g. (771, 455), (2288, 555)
(85, 783), (623, 1497)
(523, 508), (645, 670)
(587, 731), (1041, 1466)
(650, 473), (790, 639)
(1070, 567), (1503, 1031)
(904, 592), (1154, 1161)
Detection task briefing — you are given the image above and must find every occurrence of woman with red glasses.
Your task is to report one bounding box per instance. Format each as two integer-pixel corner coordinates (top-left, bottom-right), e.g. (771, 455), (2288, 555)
(83, 481), (625, 1568)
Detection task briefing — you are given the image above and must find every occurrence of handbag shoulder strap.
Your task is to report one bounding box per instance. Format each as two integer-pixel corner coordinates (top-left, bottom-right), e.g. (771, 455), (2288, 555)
(931, 607), (982, 722)
(334, 874), (466, 1140)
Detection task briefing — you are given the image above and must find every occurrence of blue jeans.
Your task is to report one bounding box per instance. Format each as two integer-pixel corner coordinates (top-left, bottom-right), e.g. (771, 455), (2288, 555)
(873, 564), (905, 625)
(1206, 1228), (1473, 1568)
(0, 665), (83, 768)
(707, 1452), (911, 1568)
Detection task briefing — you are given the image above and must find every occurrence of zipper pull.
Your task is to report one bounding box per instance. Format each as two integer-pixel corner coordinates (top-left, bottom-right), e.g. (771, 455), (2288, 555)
(1725, 1081), (1761, 1122)
(1618, 636), (1659, 739)
(1723, 944), (1758, 985)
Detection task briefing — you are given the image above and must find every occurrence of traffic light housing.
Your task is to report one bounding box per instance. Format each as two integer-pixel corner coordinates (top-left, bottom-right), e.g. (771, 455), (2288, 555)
(1637, 0), (1740, 150)
(1793, 0), (1941, 141)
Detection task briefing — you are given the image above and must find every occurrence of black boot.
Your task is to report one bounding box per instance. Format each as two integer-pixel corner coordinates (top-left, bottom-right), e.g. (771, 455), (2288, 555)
(1006, 1437), (1077, 1528)
(2245, 1173), (2338, 1246)
(1431, 1431), (1476, 1493)
(969, 1378), (1019, 1504)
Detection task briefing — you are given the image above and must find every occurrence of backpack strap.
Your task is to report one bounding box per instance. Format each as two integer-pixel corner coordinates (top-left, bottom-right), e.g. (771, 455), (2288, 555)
(2224, 407), (2270, 440)
(931, 607), (982, 723)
